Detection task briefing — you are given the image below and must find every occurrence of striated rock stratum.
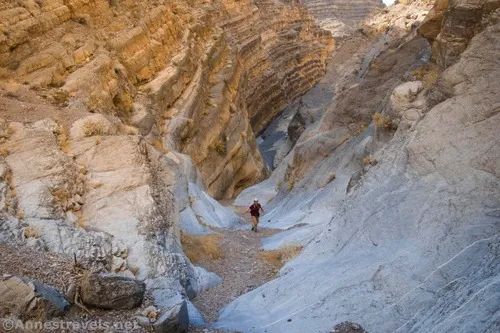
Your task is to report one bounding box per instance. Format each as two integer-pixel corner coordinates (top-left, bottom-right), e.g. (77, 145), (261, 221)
(303, 0), (385, 36)
(0, 0), (333, 199)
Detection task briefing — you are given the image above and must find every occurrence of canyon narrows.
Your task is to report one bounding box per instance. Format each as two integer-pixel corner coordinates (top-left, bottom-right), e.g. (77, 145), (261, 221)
(0, 1), (499, 333)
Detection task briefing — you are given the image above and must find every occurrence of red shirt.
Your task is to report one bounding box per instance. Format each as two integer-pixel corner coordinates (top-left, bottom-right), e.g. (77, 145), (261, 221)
(249, 203), (262, 216)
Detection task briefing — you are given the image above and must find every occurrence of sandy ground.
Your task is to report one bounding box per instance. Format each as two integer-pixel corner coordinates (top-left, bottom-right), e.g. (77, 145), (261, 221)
(190, 208), (282, 328)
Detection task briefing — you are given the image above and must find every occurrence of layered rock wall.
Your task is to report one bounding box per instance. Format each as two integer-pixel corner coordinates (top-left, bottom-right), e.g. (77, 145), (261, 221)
(418, 0), (499, 68)
(0, 0), (333, 199)
(304, 0), (385, 25)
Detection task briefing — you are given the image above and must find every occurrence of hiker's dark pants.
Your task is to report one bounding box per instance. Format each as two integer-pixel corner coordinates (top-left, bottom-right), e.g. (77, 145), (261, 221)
(251, 215), (259, 228)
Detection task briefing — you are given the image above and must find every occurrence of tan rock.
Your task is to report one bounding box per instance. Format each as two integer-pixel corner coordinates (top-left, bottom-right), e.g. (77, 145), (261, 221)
(423, 0), (500, 68)
(418, 0), (449, 41)
(0, 0), (333, 199)
(0, 275), (70, 319)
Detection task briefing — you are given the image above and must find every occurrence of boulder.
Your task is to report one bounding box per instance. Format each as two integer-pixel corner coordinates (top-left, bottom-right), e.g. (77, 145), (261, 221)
(153, 300), (189, 333)
(80, 273), (145, 310)
(135, 300), (189, 333)
(0, 275), (70, 319)
(388, 81), (425, 118)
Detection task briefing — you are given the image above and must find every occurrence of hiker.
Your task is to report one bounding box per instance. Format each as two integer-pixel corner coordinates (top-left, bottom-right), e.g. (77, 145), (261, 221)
(244, 198), (264, 232)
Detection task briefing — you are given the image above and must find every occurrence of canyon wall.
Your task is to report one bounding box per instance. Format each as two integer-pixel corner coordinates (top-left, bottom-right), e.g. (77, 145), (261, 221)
(221, 0), (500, 332)
(0, 0), (333, 199)
(302, 0), (385, 36)
(304, 0), (385, 23)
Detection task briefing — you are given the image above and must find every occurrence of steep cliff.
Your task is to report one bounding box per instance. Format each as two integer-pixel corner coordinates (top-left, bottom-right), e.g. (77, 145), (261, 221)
(304, 0), (385, 23)
(0, 0), (333, 199)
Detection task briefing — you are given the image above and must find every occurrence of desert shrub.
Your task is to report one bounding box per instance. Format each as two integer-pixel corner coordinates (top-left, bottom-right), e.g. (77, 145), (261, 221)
(82, 119), (106, 137)
(353, 123), (368, 136)
(53, 90), (69, 104)
(275, 179), (283, 192)
(362, 155), (378, 166)
(319, 173), (336, 188)
(181, 233), (224, 264)
(287, 173), (296, 190)
(5, 192), (11, 209)
(373, 112), (396, 130)
(326, 172), (336, 183)
(369, 59), (381, 71)
(412, 64), (441, 89)
(259, 245), (303, 271)
(0, 146), (9, 157)
(211, 138), (226, 155)
(57, 126), (70, 153)
(24, 226), (40, 238)
(153, 139), (169, 154)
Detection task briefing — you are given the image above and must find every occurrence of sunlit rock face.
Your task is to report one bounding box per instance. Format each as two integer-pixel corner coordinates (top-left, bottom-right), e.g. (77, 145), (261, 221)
(0, 0), (333, 199)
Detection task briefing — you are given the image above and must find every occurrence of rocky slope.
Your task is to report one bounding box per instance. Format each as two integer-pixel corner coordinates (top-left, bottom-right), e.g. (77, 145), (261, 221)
(219, 0), (500, 332)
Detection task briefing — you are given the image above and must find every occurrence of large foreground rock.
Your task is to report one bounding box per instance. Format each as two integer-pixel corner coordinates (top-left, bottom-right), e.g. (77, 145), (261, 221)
(136, 299), (189, 333)
(80, 273), (145, 310)
(153, 301), (189, 333)
(0, 275), (70, 319)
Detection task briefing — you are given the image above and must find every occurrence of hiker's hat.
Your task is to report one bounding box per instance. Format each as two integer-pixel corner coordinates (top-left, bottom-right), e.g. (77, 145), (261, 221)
(254, 198), (258, 202)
